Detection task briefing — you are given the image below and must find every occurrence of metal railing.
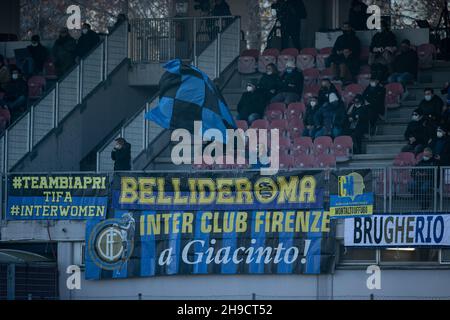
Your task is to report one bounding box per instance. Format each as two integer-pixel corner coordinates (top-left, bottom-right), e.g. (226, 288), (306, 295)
(129, 16), (241, 79)
(0, 21), (129, 173)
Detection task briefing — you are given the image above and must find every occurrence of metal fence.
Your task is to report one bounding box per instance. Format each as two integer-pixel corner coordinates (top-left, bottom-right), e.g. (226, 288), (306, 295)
(129, 16), (241, 79)
(0, 22), (129, 174)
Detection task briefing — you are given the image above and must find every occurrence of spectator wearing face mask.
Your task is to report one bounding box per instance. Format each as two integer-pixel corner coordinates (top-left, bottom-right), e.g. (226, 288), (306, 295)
(258, 63), (282, 103)
(328, 22), (361, 82)
(271, 60), (304, 104)
(318, 79), (340, 107)
(402, 108), (429, 154)
(76, 23), (100, 60)
(418, 88), (444, 120)
(0, 55), (11, 91)
(53, 28), (77, 77)
(25, 35), (49, 75)
(303, 96), (320, 137)
(428, 126), (450, 165)
(388, 39), (418, 88)
(409, 147), (438, 210)
(363, 77), (386, 132)
(111, 138), (131, 171)
(3, 68), (28, 116)
(344, 94), (369, 154)
(237, 80), (267, 125)
(314, 92), (346, 138)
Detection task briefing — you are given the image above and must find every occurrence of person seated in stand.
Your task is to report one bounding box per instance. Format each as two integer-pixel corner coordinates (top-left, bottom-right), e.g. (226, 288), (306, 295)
(318, 79), (340, 107)
(388, 39), (418, 91)
(271, 60), (304, 104)
(303, 96), (320, 137)
(21, 35), (49, 76)
(344, 94), (369, 154)
(409, 147), (438, 210)
(369, 20), (397, 68)
(362, 77), (386, 134)
(2, 68), (28, 118)
(428, 126), (450, 166)
(328, 22), (361, 83)
(418, 88), (444, 121)
(237, 80), (267, 125)
(314, 92), (346, 138)
(258, 63), (282, 103)
(402, 108), (430, 154)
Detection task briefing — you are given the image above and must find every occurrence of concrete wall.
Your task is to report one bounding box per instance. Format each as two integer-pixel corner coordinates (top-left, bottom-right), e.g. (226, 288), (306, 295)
(0, 0), (20, 36)
(13, 61), (152, 172)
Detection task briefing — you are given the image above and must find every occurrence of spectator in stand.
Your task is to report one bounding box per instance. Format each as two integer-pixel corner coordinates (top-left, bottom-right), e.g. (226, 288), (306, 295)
(271, 60), (304, 104)
(418, 88), (444, 121)
(303, 96), (320, 137)
(271, 0), (307, 50)
(2, 68), (28, 116)
(26, 35), (49, 75)
(328, 22), (361, 83)
(211, 0), (232, 16)
(409, 147), (438, 210)
(0, 55), (11, 91)
(318, 79), (340, 107)
(52, 28), (77, 78)
(314, 92), (346, 138)
(344, 94), (369, 154)
(111, 138), (131, 171)
(363, 77), (386, 133)
(388, 39), (418, 90)
(402, 108), (430, 154)
(369, 20), (397, 67)
(348, 0), (369, 31)
(258, 63), (282, 103)
(75, 23), (100, 61)
(428, 126), (450, 165)
(237, 80), (267, 125)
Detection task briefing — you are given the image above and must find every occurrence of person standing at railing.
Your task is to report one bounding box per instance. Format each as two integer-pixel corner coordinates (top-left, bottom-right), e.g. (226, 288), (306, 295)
(111, 138), (131, 171)
(409, 147), (438, 210)
(428, 126), (450, 166)
(272, 0), (307, 50)
(75, 23), (100, 62)
(52, 28), (76, 78)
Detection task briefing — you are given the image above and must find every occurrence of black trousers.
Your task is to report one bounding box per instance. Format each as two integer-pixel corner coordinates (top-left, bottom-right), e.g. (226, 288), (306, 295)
(281, 23), (301, 50)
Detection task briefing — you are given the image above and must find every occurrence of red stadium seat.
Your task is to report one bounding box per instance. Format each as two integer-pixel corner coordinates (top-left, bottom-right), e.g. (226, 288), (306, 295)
(316, 47), (332, 70)
(316, 154), (336, 168)
(292, 137), (314, 155)
(238, 56), (257, 74)
(319, 68), (334, 81)
(278, 54), (296, 73)
(303, 68), (320, 86)
(287, 102), (306, 118)
(297, 48), (317, 70)
(258, 48), (279, 73)
(342, 84), (364, 106)
(274, 137), (292, 156)
(393, 152), (416, 166)
(417, 43), (436, 69)
(314, 136), (333, 155)
(287, 118), (304, 139)
(279, 154), (295, 169)
(293, 154), (316, 168)
(236, 120), (249, 131)
(271, 119), (289, 136)
(28, 76), (46, 100)
(43, 59), (57, 80)
(241, 49), (260, 59)
(385, 82), (404, 109)
(267, 102), (286, 113)
(251, 119), (270, 130)
(265, 109), (284, 121)
(334, 136), (353, 162)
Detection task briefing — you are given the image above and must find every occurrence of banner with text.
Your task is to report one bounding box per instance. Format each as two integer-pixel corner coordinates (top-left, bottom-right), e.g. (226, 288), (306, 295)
(112, 171), (325, 211)
(344, 214), (450, 247)
(85, 209), (335, 279)
(7, 174), (109, 220)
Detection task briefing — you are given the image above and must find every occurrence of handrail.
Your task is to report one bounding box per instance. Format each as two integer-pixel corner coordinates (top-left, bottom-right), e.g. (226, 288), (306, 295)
(1, 21), (129, 173)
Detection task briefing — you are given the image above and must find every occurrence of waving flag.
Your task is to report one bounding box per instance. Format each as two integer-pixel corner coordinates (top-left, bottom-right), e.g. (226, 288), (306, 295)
(146, 59), (236, 141)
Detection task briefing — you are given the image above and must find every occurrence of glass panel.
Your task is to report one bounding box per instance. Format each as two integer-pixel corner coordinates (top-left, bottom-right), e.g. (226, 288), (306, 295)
(82, 44), (104, 99)
(58, 68), (79, 121)
(380, 248), (439, 263)
(442, 249), (450, 263)
(123, 111), (145, 160)
(7, 116), (29, 170)
(339, 244), (377, 264)
(33, 89), (54, 146)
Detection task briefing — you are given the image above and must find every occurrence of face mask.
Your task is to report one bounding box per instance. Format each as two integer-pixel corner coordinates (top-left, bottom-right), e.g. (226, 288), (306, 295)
(424, 95), (432, 101)
(355, 103), (362, 108)
(286, 68), (293, 73)
(423, 156), (431, 161)
(31, 42), (38, 47)
(412, 115), (420, 121)
(370, 82), (377, 87)
(267, 71), (273, 75)
(437, 132), (444, 138)
(247, 86), (254, 92)
(310, 101), (317, 107)
(12, 74), (18, 80)
(82, 29), (88, 34)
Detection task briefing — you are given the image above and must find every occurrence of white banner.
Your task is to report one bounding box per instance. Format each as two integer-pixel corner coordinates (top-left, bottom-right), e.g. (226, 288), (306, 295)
(344, 214), (450, 247)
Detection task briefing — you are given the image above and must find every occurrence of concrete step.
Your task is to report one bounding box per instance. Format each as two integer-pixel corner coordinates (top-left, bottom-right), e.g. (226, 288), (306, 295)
(364, 134), (404, 143)
(365, 142), (404, 154)
(378, 123), (408, 135)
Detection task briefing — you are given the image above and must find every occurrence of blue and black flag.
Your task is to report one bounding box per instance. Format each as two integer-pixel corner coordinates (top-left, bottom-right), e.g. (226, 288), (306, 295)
(146, 59), (236, 139)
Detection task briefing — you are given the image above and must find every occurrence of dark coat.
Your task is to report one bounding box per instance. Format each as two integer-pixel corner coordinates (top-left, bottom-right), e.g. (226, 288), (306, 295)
(52, 35), (76, 76)
(363, 84), (386, 114)
(418, 95), (444, 119)
(346, 104), (369, 134)
(314, 101), (346, 130)
(272, 0), (307, 27)
(318, 84), (340, 107)
(76, 30), (100, 58)
(4, 79), (28, 100)
(27, 43), (49, 73)
(211, 1), (231, 16)
(392, 49), (418, 77)
(370, 30), (397, 50)
(111, 142), (131, 171)
(428, 136), (450, 165)
(304, 103), (320, 127)
(258, 73), (282, 98)
(237, 89), (267, 120)
(349, 1), (369, 31)
(280, 69), (304, 95)
(332, 31), (361, 59)
(404, 120), (430, 146)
